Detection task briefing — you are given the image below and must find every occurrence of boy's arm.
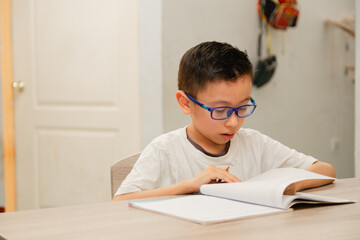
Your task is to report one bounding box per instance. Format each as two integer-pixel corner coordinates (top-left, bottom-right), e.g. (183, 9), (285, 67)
(113, 181), (191, 201)
(284, 161), (336, 195)
(113, 165), (241, 201)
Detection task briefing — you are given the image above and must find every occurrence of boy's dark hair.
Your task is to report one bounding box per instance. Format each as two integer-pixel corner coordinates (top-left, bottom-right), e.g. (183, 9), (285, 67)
(178, 41), (253, 97)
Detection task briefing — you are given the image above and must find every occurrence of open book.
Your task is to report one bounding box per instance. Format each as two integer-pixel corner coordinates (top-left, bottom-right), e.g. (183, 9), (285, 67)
(129, 168), (355, 225)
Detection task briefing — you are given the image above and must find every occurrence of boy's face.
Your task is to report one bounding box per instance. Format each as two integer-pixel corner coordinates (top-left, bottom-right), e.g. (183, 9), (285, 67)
(187, 75), (253, 154)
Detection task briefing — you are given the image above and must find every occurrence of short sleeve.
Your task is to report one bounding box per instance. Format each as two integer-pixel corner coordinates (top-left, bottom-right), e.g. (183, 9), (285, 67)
(258, 133), (317, 172)
(113, 143), (163, 197)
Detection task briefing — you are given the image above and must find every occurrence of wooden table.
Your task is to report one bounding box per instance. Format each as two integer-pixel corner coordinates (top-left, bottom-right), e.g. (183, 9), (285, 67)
(0, 178), (359, 240)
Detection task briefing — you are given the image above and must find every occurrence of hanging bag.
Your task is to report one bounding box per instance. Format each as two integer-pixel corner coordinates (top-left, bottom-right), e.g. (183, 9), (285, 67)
(264, 0), (299, 30)
(253, 0), (277, 88)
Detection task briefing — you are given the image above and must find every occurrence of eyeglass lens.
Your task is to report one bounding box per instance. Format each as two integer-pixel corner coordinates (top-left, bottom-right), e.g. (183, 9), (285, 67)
(211, 105), (255, 120)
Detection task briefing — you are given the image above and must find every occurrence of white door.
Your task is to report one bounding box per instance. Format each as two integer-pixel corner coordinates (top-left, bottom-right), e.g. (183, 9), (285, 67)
(12, 0), (140, 210)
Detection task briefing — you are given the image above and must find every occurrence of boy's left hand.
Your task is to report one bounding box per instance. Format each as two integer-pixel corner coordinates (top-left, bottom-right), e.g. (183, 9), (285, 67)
(283, 183), (298, 195)
(284, 161), (336, 195)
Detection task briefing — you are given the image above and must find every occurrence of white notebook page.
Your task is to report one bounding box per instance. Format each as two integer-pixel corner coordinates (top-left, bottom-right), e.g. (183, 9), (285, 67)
(130, 195), (288, 225)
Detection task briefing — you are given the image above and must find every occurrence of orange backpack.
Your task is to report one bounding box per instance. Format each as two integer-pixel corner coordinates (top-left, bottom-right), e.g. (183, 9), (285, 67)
(258, 0), (299, 30)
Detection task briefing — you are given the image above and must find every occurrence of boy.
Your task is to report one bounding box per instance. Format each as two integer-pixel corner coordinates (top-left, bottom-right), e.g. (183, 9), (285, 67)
(113, 41), (335, 201)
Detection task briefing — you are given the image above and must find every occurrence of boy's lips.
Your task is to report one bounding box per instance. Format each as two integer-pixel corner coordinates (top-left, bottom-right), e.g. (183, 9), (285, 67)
(221, 133), (235, 140)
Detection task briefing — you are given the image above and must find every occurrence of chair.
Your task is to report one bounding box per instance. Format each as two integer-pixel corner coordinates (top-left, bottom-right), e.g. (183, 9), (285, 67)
(110, 152), (141, 197)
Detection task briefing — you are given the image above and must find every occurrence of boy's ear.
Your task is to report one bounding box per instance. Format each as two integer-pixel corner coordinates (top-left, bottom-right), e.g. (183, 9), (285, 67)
(176, 91), (192, 114)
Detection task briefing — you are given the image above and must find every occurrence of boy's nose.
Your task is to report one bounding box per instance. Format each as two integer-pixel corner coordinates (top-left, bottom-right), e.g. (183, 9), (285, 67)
(224, 111), (239, 127)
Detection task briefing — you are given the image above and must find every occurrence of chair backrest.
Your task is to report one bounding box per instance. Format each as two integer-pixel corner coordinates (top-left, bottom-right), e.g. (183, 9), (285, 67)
(110, 152), (140, 197)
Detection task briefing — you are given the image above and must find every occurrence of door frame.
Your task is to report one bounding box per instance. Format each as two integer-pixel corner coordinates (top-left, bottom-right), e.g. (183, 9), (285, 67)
(0, 0), (16, 212)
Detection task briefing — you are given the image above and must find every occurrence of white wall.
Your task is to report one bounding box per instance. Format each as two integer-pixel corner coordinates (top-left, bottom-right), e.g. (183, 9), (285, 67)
(139, 0), (163, 148)
(355, 0), (360, 177)
(161, 0), (355, 178)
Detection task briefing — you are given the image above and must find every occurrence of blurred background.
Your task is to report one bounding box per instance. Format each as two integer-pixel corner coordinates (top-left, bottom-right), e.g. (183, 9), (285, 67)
(0, 0), (358, 211)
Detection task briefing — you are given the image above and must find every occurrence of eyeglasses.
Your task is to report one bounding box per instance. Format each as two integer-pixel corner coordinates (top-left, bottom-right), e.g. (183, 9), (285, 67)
(183, 91), (257, 120)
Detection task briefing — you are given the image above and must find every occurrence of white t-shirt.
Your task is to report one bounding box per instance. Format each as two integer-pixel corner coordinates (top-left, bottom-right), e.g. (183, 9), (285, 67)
(114, 127), (317, 196)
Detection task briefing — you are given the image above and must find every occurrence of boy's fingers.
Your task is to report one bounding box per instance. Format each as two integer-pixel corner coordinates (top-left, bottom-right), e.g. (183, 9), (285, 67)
(205, 165), (241, 183)
(214, 171), (241, 183)
(220, 168), (241, 182)
(223, 174), (241, 182)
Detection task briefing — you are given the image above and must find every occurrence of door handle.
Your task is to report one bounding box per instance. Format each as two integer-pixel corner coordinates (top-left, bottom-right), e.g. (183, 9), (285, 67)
(12, 81), (25, 92)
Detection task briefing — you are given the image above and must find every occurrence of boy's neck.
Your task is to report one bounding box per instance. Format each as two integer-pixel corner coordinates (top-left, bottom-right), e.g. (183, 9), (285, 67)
(187, 134), (230, 157)
(186, 126), (229, 155)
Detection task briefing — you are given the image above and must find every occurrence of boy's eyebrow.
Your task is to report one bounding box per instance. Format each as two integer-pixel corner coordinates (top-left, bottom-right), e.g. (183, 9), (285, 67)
(207, 96), (252, 106)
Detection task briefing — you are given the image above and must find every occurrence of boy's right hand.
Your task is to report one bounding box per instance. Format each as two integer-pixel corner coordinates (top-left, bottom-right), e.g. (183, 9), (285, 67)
(183, 165), (241, 193)
(114, 165), (242, 201)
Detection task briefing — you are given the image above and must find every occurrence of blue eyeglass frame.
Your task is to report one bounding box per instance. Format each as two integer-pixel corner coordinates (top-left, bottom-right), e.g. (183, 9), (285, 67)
(183, 91), (257, 120)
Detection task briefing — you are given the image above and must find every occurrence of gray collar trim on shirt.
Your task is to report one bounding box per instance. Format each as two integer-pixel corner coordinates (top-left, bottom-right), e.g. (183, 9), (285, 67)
(186, 134), (230, 157)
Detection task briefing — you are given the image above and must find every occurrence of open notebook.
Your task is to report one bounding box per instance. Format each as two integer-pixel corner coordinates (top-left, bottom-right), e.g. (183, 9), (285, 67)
(129, 168), (355, 225)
